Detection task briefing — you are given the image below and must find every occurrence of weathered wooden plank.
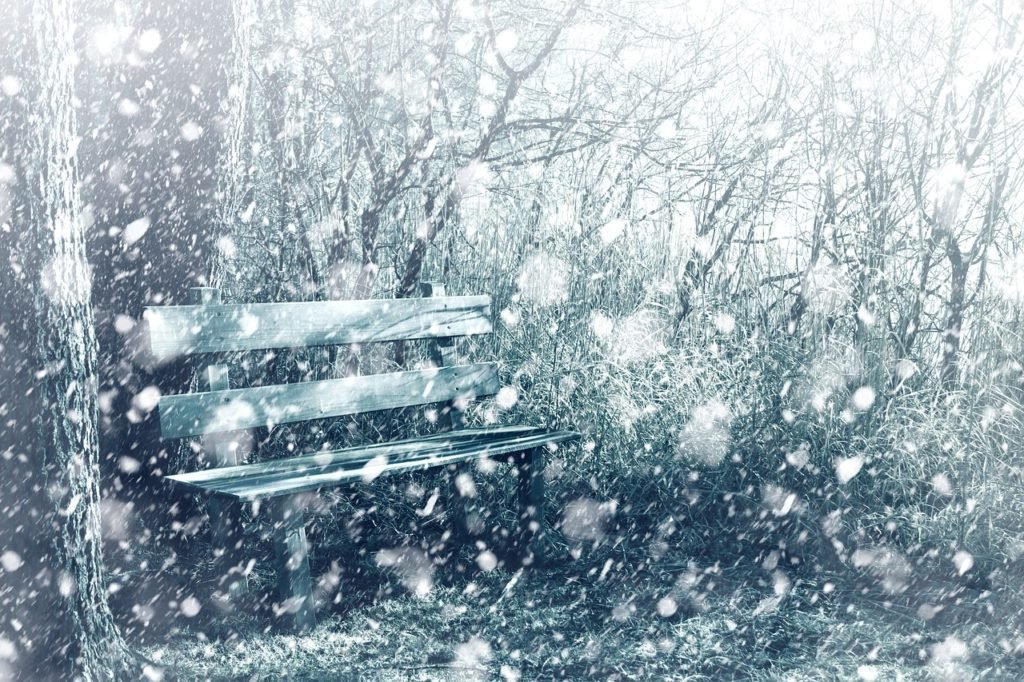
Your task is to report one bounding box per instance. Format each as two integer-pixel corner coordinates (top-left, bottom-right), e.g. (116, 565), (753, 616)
(421, 283), (466, 430)
(158, 363), (501, 439)
(167, 430), (580, 501)
(144, 295), (492, 360)
(224, 433), (576, 501)
(167, 426), (543, 486)
(209, 430), (576, 499)
(176, 429), (574, 498)
(420, 283), (471, 540)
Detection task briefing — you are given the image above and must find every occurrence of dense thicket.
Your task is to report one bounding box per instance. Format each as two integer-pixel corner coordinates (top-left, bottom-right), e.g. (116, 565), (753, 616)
(206, 0), (1024, 581)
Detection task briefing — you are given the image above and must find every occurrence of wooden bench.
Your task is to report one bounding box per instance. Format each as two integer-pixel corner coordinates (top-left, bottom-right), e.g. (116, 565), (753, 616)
(144, 282), (579, 631)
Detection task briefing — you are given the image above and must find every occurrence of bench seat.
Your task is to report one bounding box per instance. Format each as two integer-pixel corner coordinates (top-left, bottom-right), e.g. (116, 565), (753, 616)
(167, 425), (580, 501)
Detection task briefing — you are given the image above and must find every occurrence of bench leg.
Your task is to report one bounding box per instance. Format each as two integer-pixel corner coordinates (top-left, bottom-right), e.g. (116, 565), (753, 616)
(516, 448), (546, 567)
(448, 462), (472, 544)
(269, 495), (316, 632)
(208, 495), (249, 602)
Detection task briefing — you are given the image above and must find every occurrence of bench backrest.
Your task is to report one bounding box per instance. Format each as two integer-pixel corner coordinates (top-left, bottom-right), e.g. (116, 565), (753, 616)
(144, 283), (497, 443)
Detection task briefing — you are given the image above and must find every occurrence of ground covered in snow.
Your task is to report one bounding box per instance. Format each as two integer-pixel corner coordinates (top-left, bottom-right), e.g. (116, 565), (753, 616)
(145, 557), (1024, 681)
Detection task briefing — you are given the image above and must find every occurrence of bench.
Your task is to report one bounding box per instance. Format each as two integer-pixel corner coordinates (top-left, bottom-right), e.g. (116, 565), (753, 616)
(144, 282), (579, 631)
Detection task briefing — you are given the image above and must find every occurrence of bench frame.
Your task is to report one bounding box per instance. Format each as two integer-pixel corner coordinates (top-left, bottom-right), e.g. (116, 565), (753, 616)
(150, 282), (573, 631)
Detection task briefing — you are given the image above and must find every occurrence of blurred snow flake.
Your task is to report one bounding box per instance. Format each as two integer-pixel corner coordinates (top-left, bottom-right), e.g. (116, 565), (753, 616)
(179, 596), (201, 617)
(495, 386), (518, 409)
(376, 547), (433, 596)
(476, 550), (498, 572)
(599, 218), (628, 245)
(117, 98), (140, 117)
(772, 570), (792, 596)
(454, 636), (492, 671)
(802, 261), (850, 315)
(561, 497), (616, 542)
(850, 385), (876, 411)
(0, 551), (23, 573)
(0, 75), (21, 97)
(131, 385), (161, 413)
(360, 455), (389, 483)
(677, 398), (733, 466)
(495, 29), (518, 55)
(0, 637), (16, 661)
(142, 664), (165, 682)
(455, 159), (491, 198)
(118, 456), (141, 474)
(590, 311), (614, 338)
(89, 24), (131, 61)
(123, 217), (151, 245)
(517, 252), (569, 306)
(478, 73), (497, 97)
(217, 236), (238, 259)
(952, 550), (974, 576)
(499, 307), (520, 328)
(852, 28), (875, 54)
(479, 100), (497, 118)
(180, 121), (204, 141)
(930, 634), (968, 664)
(785, 442), (811, 469)
(713, 312), (736, 335)
(931, 472), (953, 496)
(655, 119), (677, 139)
(851, 546), (911, 593)
(455, 32), (474, 55)
(656, 596), (677, 617)
(499, 665), (521, 682)
(607, 310), (669, 363)
(762, 484), (798, 516)
(137, 28), (162, 54)
(237, 311), (260, 337)
(113, 314), (135, 334)
(894, 358), (918, 381)
(835, 454), (864, 484)
(857, 665), (880, 681)
(930, 161), (967, 197)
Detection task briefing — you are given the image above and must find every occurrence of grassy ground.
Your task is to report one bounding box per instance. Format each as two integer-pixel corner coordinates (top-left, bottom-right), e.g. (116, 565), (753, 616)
(144, 548), (1024, 681)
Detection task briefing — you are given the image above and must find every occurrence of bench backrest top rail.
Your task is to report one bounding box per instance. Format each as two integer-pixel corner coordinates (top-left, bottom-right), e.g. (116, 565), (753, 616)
(158, 362), (500, 439)
(144, 295), (492, 360)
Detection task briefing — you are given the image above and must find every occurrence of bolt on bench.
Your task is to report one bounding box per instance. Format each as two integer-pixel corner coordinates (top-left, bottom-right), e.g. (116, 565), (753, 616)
(144, 282), (579, 631)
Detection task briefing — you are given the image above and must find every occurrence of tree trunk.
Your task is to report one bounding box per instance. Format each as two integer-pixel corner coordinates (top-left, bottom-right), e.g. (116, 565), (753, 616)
(24, 0), (134, 677)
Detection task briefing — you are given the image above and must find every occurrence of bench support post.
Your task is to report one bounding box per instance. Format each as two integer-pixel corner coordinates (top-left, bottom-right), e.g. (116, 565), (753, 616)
(422, 281), (472, 546)
(191, 286), (250, 602)
(269, 494), (316, 632)
(208, 494), (249, 601)
(516, 447), (546, 567)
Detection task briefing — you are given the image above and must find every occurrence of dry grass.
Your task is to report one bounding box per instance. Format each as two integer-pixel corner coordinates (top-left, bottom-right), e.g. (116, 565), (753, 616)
(143, 539), (1024, 681)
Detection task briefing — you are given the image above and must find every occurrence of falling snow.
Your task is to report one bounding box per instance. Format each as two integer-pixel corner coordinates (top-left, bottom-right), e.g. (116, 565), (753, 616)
(2, 0), (1024, 679)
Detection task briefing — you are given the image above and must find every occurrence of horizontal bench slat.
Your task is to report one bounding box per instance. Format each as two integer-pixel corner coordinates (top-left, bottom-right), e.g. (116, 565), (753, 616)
(158, 363), (500, 438)
(166, 428), (580, 501)
(186, 428), (552, 496)
(144, 295), (492, 360)
(165, 425), (543, 485)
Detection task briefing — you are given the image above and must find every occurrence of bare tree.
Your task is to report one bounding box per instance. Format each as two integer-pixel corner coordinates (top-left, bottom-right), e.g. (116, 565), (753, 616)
(15, 0), (135, 677)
